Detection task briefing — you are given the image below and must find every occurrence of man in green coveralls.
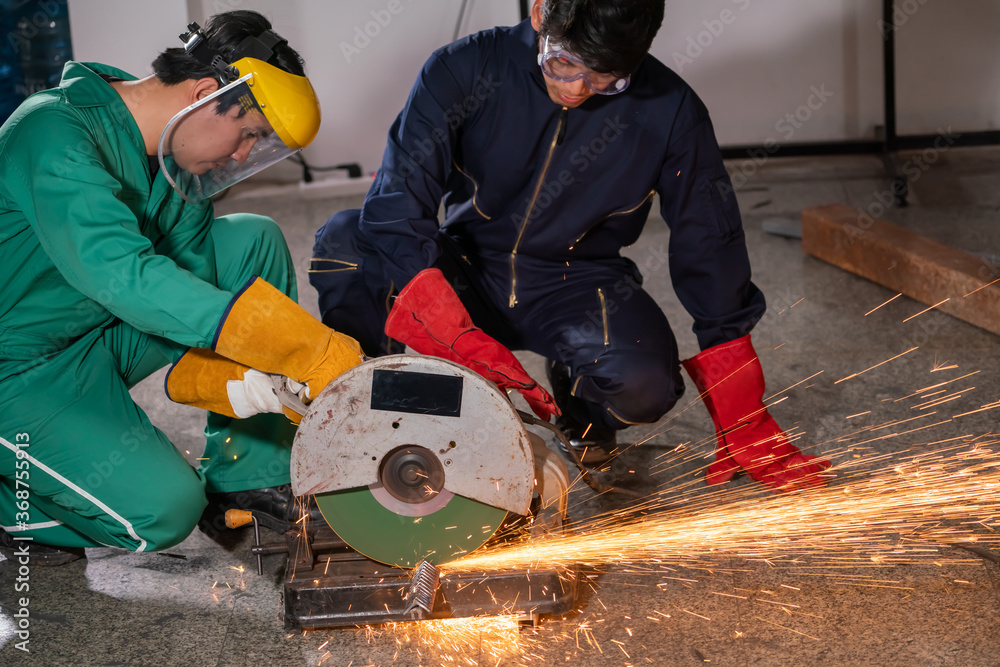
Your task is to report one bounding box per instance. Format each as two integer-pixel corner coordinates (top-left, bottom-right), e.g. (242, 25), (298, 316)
(0, 11), (363, 565)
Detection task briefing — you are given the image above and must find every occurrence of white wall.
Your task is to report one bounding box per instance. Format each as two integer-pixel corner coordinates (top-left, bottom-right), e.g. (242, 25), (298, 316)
(248, 0), (522, 181)
(654, 1), (884, 145)
(66, 1), (188, 77)
(67, 0), (1000, 178)
(659, 0), (1000, 145)
(893, 0), (1000, 135)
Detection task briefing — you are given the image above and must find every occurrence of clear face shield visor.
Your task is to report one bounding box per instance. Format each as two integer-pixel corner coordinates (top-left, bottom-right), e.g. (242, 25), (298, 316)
(158, 58), (320, 203)
(537, 35), (630, 95)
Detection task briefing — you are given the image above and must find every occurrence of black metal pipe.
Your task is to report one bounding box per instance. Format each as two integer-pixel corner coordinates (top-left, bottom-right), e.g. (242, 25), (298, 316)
(883, 0), (897, 152)
(720, 130), (999, 162)
(720, 140), (883, 160)
(893, 130), (1000, 151)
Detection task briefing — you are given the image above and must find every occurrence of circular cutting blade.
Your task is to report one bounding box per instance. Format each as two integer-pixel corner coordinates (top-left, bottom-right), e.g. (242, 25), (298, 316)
(315, 486), (507, 568)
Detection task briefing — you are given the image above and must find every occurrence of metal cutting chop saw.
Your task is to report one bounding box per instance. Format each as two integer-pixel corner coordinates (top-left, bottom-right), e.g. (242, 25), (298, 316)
(231, 355), (579, 629)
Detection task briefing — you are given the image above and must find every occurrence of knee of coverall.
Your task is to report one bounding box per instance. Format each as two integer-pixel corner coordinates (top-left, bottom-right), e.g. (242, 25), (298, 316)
(312, 209), (364, 262)
(131, 471), (208, 551)
(214, 213), (296, 297)
(574, 351), (685, 430)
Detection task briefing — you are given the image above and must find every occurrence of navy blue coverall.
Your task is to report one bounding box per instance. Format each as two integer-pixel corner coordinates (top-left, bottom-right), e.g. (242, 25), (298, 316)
(310, 18), (766, 431)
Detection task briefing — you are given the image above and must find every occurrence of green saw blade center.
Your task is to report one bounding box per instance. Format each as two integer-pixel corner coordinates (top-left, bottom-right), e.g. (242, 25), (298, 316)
(315, 486), (507, 568)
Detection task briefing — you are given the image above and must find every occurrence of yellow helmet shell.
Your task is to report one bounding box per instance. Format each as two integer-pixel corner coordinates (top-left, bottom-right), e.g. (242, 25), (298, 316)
(231, 57), (321, 150)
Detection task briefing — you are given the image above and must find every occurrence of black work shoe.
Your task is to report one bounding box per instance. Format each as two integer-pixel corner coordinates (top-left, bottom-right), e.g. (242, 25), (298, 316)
(545, 359), (620, 467)
(555, 417), (619, 466)
(200, 484), (325, 535)
(0, 528), (85, 567)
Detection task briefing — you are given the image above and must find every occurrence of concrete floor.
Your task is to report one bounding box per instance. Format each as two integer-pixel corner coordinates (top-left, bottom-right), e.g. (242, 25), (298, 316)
(3, 146), (1000, 666)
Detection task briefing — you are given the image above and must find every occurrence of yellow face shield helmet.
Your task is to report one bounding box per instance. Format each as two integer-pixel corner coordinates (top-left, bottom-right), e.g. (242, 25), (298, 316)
(158, 23), (321, 203)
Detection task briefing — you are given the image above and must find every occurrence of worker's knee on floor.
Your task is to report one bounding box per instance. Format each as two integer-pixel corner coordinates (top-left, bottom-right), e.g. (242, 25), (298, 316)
(130, 474), (207, 552)
(610, 382), (682, 427)
(582, 360), (684, 427)
(150, 492), (206, 552)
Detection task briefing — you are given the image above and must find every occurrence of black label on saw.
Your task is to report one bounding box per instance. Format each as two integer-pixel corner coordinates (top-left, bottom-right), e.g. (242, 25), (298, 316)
(370, 369), (463, 417)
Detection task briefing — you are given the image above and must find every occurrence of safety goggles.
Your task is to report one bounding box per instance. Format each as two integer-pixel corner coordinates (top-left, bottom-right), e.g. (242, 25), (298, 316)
(537, 35), (630, 95)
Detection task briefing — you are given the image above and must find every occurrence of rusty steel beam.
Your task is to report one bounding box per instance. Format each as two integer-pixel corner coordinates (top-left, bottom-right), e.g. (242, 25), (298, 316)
(801, 203), (1000, 337)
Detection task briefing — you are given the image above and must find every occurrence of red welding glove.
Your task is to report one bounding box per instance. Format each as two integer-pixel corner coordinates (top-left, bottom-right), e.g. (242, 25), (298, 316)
(384, 268), (559, 421)
(681, 335), (831, 492)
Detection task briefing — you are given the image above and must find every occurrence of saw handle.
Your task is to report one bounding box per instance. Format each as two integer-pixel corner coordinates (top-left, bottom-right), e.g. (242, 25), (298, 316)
(225, 508), (255, 529)
(224, 509), (264, 574)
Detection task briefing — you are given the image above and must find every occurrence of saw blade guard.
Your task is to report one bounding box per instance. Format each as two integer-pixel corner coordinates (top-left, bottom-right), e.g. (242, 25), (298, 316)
(290, 355), (535, 515)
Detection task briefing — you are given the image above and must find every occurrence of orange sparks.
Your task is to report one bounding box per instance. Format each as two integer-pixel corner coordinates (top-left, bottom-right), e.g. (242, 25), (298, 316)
(445, 439), (1000, 576)
(962, 276), (1000, 298)
(902, 298), (950, 323)
(753, 616), (821, 641)
(864, 292), (902, 316)
(952, 400), (1000, 418)
(835, 348), (918, 384)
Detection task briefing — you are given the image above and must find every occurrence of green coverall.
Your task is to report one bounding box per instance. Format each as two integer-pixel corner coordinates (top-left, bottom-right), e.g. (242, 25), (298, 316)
(0, 62), (297, 552)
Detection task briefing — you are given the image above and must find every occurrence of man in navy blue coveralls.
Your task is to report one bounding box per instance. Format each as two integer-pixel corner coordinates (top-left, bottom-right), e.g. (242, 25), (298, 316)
(311, 0), (830, 491)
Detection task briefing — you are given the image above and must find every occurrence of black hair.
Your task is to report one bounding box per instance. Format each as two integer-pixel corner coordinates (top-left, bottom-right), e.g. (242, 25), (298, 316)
(538, 0), (664, 76)
(151, 10), (305, 115)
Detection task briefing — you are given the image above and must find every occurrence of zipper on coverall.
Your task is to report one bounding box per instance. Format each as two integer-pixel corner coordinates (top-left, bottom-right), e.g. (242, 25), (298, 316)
(508, 107), (567, 308)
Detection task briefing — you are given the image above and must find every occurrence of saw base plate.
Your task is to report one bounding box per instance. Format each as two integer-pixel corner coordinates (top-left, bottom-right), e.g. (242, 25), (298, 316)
(281, 523), (579, 630)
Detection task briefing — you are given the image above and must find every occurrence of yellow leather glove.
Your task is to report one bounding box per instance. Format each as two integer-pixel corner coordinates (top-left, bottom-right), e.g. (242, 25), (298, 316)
(166, 347), (307, 423)
(213, 277), (364, 403)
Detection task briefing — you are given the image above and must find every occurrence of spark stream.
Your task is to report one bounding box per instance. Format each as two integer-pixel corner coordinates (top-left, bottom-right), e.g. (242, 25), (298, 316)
(445, 438), (1000, 573)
